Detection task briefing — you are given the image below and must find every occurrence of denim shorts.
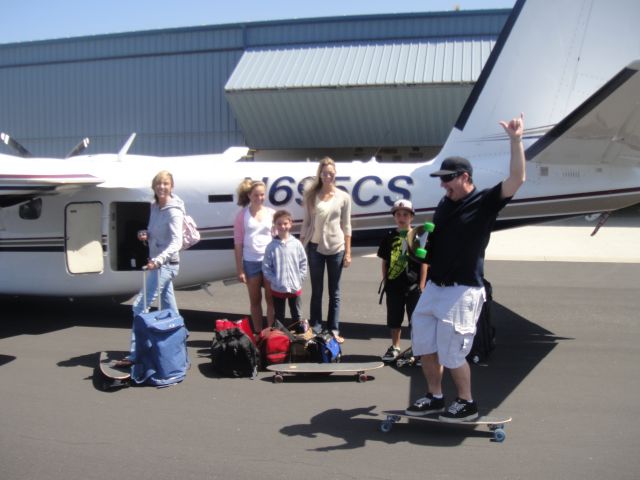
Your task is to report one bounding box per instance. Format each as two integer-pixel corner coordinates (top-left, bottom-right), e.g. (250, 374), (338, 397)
(243, 260), (263, 279)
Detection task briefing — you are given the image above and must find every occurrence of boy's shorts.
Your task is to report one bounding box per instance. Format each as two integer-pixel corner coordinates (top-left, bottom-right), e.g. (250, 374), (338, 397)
(411, 282), (485, 368)
(385, 288), (420, 329)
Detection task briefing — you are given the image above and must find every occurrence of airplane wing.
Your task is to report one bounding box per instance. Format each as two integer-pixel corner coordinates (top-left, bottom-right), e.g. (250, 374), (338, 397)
(0, 157), (104, 207)
(526, 61), (640, 166)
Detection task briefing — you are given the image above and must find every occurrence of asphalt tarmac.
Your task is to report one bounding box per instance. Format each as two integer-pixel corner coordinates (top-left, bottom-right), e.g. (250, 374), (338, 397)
(1, 220), (640, 480)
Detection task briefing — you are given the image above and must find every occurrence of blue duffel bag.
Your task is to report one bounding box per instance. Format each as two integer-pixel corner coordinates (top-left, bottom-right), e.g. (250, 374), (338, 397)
(132, 309), (189, 387)
(307, 331), (342, 363)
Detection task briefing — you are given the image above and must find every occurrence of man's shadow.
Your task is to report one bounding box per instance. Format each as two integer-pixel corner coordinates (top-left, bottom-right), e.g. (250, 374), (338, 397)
(280, 301), (571, 448)
(279, 405), (492, 450)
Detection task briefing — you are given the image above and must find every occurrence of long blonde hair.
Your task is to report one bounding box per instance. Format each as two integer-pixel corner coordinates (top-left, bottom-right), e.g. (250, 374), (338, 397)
(303, 157), (336, 207)
(236, 178), (266, 207)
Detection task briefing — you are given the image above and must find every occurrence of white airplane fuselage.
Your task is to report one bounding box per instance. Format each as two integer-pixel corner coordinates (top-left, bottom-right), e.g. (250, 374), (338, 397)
(1, 147), (639, 297)
(3, 0), (640, 298)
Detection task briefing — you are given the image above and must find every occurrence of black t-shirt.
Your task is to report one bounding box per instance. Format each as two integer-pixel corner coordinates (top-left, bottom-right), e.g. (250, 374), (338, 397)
(377, 229), (422, 292)
(427, 183), (510, 287)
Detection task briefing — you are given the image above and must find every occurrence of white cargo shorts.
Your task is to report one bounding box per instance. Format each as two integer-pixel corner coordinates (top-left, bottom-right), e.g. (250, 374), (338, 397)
(411, 281), (486, 369)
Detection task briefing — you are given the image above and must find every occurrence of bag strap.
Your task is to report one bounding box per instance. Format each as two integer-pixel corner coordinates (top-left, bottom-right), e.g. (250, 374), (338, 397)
(378, 278), (386, 305)
(142, 267), (163, 312)
(272, 319), (295, 341)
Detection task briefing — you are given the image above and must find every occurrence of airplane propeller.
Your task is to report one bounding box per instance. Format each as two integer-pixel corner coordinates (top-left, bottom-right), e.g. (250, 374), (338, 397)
(0, 132), (32, 157)
(65, 137), (90, 158)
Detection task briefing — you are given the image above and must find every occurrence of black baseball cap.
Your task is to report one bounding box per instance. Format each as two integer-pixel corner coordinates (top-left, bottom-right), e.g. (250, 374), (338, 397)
(429, 156), (473, 178)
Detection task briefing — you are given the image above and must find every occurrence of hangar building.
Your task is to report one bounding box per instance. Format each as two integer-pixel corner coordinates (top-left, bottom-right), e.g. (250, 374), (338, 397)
(0, 9), (509, 160)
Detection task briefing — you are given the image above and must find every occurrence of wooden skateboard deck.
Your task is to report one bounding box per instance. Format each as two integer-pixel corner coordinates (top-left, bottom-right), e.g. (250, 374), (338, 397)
(266, 361), (384, 383)
(380, 410), (512, 442)
(96, 351), (131, 390)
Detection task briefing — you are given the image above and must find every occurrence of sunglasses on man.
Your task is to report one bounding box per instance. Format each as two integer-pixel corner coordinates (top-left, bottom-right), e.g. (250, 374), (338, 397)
(439, 172), (462, 183)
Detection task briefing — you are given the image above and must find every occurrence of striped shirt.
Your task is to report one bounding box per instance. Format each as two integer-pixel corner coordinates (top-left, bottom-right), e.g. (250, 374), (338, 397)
(262, 236), (308, 294)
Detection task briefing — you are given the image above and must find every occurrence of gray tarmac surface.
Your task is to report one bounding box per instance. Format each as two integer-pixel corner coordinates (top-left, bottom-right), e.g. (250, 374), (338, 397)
(2, 227), (640, 479)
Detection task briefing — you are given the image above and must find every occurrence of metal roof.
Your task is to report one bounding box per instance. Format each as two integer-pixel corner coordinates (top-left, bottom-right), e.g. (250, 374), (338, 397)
(225, 37), (495, 149)
(226, 38), (496, 90)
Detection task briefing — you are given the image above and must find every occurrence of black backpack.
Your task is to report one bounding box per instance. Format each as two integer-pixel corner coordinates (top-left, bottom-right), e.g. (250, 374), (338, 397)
(466, 279), (496, 365)
(211, 328), (259, 378)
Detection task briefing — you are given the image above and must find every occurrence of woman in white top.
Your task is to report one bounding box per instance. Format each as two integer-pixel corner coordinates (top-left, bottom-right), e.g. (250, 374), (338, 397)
(233, 179), (275, 333)
(300, 157), (352, 343)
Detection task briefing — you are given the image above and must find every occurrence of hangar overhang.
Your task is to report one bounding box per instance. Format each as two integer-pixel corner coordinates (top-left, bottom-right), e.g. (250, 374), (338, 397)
(225, 38), (496, 151)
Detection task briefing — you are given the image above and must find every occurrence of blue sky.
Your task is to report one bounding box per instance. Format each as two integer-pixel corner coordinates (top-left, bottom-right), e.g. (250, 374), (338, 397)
(1, 0), (516, 45)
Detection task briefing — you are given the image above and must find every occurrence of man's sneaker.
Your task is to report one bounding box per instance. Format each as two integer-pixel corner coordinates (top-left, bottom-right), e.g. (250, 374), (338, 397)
(405, 393), (445, 416)
(381, 346), (401, 362)
(439, 398), (479, 423)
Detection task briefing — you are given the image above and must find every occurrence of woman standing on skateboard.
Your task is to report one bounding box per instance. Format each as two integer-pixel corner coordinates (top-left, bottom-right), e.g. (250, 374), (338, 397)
(116, 170), (185, 367)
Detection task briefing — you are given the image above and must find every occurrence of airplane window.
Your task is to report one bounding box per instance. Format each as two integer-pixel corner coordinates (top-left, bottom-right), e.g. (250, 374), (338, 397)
(209, 194), (234, 203)
(19, 198), (42, 220)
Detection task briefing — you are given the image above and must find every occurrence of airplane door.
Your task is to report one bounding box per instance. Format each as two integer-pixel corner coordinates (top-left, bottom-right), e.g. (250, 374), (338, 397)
(65, 202), (104, 274)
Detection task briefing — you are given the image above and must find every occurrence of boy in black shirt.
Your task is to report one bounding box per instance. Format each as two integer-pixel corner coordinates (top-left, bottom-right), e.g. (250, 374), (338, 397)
(377, 199), (427, 362)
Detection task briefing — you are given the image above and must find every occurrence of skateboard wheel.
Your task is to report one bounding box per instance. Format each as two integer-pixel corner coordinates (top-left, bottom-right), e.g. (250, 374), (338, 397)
(273, 374), (284, 384)
(357, 373), (368, 383)
(380, 421), (393, 433)
(424, 222), (435, 232)
(415, 247), (427, 259)
(493, 428), (506, 442)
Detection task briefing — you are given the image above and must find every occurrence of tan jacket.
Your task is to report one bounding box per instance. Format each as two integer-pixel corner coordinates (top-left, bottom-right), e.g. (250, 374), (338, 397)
(300, 188), (352, 255)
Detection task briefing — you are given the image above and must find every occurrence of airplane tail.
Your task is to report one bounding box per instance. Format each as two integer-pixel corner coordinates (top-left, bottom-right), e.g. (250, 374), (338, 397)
(526, 60), (640, 167)
(439, 0), (640, 161)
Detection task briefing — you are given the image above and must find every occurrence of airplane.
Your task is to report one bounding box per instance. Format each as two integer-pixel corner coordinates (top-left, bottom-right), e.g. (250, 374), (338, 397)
(1, 0), (639, 299)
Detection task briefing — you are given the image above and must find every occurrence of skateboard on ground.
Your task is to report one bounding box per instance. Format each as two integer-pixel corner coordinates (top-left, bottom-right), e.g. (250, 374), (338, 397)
(266, 361), (384, 383)
(379, 410), (512, 442)
(391, 346), (417, 367)
(96, 351), (131, 391)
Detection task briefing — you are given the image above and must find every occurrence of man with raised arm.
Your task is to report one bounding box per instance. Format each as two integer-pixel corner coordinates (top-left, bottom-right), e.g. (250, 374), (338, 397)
(405, 114), (526, 422)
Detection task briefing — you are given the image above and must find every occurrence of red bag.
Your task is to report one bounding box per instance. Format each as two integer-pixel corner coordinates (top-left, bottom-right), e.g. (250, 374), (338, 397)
(257, 327), (291, 367)
(215, 317), (255, 344)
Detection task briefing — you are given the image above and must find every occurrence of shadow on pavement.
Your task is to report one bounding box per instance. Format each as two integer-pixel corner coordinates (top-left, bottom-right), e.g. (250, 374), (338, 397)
(278, 301), (572, 448)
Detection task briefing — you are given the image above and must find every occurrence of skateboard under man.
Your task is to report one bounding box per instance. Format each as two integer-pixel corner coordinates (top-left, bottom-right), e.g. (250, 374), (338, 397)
(266, 361), (384, 383)
(95, 350), (131, 391)
(379, 410), (512, 442)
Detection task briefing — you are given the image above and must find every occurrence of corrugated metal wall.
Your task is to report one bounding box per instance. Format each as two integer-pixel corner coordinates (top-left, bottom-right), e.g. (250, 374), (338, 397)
(0, 9), (508, 157)
(228, 85), (471, 149)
